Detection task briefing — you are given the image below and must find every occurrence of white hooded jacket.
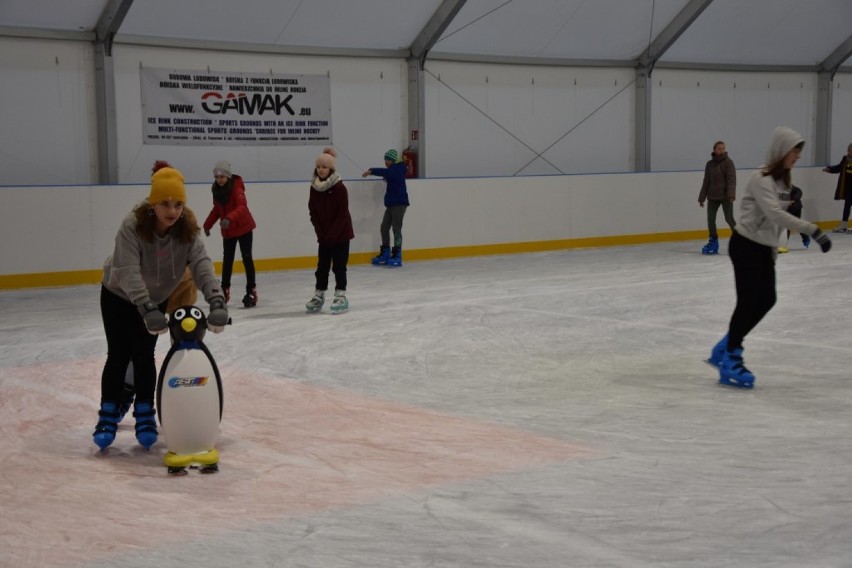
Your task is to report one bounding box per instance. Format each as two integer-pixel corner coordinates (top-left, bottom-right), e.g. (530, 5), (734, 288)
(735, 126), (817, 251)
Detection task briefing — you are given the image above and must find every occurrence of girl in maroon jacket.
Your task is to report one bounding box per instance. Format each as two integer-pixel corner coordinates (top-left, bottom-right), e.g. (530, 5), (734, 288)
(203, 160), (258, 307)
(306, 150), (354, 314)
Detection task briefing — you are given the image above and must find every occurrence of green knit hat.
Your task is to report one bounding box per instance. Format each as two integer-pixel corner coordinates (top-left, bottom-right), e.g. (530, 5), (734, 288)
(384, 149), (399, 162)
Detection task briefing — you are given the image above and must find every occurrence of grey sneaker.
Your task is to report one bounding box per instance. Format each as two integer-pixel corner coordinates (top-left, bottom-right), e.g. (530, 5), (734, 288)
(330, 290), (349, 314)
(306, 290), (325, 313)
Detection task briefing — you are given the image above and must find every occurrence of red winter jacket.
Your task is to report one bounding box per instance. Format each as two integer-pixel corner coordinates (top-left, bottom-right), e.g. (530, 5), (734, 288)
(203, 175), (257, 239)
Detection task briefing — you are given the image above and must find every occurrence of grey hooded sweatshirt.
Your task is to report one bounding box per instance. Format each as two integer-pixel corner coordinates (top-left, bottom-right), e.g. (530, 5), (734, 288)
(102, 207), (220, 309)
(735, 127), (817, 251)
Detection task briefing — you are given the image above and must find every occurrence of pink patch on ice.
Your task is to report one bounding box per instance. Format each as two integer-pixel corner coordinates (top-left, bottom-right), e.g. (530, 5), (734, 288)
(0, 359), (593, 566)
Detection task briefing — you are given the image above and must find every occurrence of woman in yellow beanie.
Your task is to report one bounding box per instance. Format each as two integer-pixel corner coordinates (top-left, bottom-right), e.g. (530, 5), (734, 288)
(94, 165), (229, 452)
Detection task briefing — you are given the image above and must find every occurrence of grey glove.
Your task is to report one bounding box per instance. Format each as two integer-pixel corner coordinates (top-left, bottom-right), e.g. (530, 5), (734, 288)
(207, 297), (229, 333)
(139, 301), (168, 335)
(220, 218), (230, 230)
(812, 229), (832, 253)
(204, 228), (211, 237)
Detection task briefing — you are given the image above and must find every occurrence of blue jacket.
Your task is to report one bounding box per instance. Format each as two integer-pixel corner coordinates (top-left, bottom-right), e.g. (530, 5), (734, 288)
(370, 162), (410, 207)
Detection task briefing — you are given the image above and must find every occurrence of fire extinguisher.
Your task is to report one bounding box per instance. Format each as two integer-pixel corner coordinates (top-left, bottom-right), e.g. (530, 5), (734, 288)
(402, 147), (417, 179)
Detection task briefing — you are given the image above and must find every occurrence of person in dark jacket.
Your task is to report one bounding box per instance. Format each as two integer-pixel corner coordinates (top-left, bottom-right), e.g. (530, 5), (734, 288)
(777, 185), (810, 253)
(698, 141), (737, 254)
(203, 160), (258, 307)
(822, 143), (852, 233)
(362, 149), (410, 266)
(306, 151), (354, 314)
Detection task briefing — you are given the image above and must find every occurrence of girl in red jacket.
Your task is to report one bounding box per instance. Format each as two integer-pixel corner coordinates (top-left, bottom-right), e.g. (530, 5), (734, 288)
(306, 150), (354, 314)
(203, 160), (258, 307)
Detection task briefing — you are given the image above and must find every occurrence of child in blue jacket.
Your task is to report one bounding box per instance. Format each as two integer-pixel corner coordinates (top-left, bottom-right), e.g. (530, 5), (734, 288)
(362, 149), (410, 267)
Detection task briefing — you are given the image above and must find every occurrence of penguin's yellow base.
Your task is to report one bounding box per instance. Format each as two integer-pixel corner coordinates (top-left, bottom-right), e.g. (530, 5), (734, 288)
(163, 448), (219, 468)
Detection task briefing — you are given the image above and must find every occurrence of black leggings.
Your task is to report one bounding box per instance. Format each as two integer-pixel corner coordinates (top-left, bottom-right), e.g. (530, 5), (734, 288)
(315, 240), (350, 291)
(842, 196), (852, 222)
(221, 231), (256, 290)
(727, 231), (776, 351)
(100, 286), (164, 405)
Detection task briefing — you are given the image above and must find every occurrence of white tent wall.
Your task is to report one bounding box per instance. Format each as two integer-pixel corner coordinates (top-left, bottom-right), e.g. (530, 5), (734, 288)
(112, 44), (407, 183)
(651, 69), (818, 172)
(1, 34), (852, 186)
(423, 61), (635, 177)
(0, 36), (98, 186)
(829, 78), (852, 167)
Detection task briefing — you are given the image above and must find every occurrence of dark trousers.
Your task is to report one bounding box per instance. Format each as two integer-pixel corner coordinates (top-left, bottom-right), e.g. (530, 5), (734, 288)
(315, 240), (350, 291)
(100, 286), (164, 405)
(727, 231), (776, 351)
(842, 196), (852, 222)
(785, 204), (808, 243)
(380, 205), (408, 248)
(221, 231), (255, 291)
(706, 199), (736, 239)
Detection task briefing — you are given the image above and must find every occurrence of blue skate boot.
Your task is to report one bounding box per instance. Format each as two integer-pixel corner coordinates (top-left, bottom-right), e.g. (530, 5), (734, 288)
(133, 402), (158, 450)
(706, 334), (728, 369)
(802, 235), (810, 249)
(371, 246), (390, 266)
(701, 236), (719, 255)
(388, 246), (403, 267)
(93, 401), (120, 450)
(718, 348), (755, 389)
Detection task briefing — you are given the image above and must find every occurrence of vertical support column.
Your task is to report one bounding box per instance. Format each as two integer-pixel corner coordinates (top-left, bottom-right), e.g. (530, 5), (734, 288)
(407, 58), (425, 177)
(94, 42), (119, 184)
(815, 71), (833, 167)
(634, 67), (651, 173)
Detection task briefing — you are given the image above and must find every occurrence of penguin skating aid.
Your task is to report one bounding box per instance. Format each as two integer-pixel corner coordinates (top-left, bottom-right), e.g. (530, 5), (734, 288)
(156, 306), (224, 475)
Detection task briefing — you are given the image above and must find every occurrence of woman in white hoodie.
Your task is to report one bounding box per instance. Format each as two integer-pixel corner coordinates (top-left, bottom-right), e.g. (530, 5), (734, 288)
(706, 127), (831, 389)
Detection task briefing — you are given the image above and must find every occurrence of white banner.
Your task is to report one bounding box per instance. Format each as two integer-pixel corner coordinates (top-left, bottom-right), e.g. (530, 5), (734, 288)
(140, 67), (332, 146)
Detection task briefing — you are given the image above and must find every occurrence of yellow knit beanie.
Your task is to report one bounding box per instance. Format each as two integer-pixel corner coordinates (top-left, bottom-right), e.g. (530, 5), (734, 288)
(149, 167), (187, 204)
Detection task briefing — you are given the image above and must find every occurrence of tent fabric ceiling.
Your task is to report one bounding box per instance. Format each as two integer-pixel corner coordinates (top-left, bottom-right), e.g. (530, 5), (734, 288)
(0, 0), (851, 69)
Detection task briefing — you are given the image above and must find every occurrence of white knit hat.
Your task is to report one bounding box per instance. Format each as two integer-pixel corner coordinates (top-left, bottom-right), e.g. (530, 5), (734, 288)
(213, 160), (232, 177)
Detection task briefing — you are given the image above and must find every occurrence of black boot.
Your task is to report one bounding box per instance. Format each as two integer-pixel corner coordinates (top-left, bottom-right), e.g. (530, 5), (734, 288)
(242, 286), (258, 308)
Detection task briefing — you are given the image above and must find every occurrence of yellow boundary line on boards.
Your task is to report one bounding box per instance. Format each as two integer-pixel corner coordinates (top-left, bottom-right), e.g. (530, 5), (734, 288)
(0, 223), (834, 291)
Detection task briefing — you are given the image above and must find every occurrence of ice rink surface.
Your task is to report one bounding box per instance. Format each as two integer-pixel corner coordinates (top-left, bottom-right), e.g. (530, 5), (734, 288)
(2, 237), (851, 568)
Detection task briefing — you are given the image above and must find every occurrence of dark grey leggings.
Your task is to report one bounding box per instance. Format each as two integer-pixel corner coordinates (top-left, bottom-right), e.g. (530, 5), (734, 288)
(706, 199), (736, 239)
(380, 205), (408, 247)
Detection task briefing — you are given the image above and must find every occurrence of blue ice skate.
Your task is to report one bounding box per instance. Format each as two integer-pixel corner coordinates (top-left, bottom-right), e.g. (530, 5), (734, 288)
(701, 237), (719, 255)
(388, 247), (403, 267)
(93, 401), (120, 450)
(705, 334), (728, 369)
(133, 402), (158, 449)
(371, 246), (390, 266)
(718, 348), (755, 389)
(802, 235), (810, 249)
